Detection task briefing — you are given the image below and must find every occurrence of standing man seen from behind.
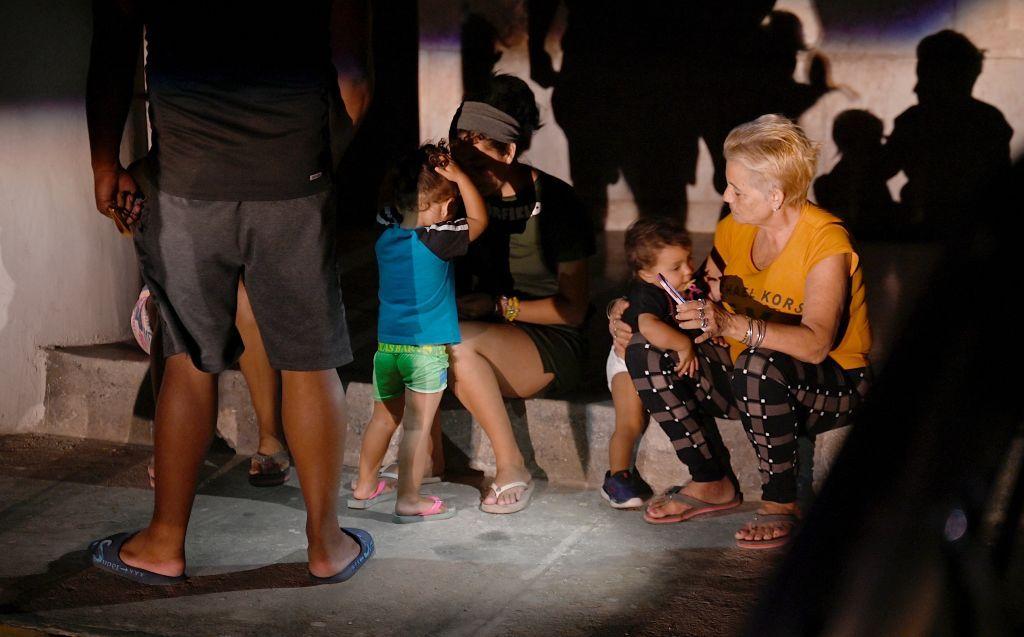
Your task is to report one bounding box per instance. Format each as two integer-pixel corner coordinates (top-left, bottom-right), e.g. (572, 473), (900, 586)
(86, 0), (374, 584)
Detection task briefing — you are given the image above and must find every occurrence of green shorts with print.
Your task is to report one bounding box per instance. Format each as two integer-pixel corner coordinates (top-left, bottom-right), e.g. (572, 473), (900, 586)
(372, 343), (450, 401)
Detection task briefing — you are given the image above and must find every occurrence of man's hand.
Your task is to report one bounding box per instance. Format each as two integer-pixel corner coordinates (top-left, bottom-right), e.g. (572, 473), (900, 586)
(94, 166), (143, 234)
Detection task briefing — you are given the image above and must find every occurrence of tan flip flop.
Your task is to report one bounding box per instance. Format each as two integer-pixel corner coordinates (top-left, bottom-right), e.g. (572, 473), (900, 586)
(479, 480), (535, 514)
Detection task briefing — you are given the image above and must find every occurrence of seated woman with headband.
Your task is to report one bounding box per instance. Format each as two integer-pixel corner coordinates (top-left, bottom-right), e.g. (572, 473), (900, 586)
(447, 75), (595, 514)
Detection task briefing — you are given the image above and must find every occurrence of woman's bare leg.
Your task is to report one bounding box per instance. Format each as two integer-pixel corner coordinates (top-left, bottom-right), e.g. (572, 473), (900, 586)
(280, 369), (359, 578)
(449, 322), (553, 506)
(352, 398), (404, 499)
(609, 372), (646, 474)
(236, 281), (285, 459)
(394, 389), (448, 515)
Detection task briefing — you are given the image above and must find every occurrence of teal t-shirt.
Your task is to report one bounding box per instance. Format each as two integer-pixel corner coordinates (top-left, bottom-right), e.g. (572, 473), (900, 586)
(375, 209), (470, 346)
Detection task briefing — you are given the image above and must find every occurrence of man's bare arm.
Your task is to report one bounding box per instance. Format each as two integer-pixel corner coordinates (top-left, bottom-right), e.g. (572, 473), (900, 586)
(86, 0), (143, 219)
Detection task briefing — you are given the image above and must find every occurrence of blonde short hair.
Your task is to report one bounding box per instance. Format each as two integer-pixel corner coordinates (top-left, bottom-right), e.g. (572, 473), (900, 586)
(724, 114), (819, 209)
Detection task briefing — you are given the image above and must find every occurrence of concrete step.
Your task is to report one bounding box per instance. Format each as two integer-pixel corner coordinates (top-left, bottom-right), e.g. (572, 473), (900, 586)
(40, 343), (263, 453)
(42, 342), (847, 498)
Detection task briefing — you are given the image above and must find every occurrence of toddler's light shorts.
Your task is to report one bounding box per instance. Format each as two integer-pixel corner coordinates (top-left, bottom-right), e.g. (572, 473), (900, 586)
(605, 346), (628, 391)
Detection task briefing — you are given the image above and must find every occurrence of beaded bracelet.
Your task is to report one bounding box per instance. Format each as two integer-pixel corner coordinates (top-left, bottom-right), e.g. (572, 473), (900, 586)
(503, 296), (520, 322)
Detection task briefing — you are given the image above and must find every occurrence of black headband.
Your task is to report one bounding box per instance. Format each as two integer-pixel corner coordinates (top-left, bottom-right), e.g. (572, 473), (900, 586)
(453, 101), (521, 144)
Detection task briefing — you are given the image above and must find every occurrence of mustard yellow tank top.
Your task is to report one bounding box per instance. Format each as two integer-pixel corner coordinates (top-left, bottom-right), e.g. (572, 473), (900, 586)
(714, 203), (871, 370)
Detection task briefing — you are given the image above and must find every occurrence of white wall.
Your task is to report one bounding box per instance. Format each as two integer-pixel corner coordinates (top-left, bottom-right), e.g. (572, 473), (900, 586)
(418, 0), (1024, 232)
(0, 0), (142, 432)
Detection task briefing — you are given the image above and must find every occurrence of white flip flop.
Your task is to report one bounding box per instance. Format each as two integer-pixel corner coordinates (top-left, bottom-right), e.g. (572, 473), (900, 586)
(479, 480), (535, 514)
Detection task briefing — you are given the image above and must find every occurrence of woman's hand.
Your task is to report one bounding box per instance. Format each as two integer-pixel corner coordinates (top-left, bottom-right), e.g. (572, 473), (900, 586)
(457, 293), (496, 320)
(675, 299), (737, 345)
(607, 298), (632, 358)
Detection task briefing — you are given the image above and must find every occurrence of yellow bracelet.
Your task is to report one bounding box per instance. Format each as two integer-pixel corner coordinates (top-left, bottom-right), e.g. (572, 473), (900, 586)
(504, 296), (520, 322)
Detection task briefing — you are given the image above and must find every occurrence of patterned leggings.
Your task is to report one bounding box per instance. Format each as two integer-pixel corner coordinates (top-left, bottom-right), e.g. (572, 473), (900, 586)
(626, 337), (870, 503)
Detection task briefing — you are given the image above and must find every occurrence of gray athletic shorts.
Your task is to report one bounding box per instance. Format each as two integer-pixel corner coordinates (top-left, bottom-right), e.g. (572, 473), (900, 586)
(132, 188), (353, 373)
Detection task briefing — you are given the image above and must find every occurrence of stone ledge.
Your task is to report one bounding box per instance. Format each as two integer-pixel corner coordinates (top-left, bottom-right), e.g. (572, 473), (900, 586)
(41, 344), (261, 453)
(42, 343), (846, 498)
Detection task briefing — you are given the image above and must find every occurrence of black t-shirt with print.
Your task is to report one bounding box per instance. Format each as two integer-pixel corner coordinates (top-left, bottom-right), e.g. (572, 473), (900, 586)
(457, 170), (595, 299)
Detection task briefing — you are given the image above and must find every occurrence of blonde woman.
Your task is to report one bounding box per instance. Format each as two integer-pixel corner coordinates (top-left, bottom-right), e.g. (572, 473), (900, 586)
(611, 114), (871, 548)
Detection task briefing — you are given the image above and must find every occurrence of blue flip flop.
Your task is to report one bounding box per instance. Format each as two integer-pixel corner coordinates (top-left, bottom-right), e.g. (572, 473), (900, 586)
(309, 527), (375, 584)
(89, 531), (187, 586)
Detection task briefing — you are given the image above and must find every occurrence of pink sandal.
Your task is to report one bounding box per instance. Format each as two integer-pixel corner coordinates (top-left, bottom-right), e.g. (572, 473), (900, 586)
(392, 495), (456, 524)
(346, 479), (397, 510)
(643, 485), (742, 524)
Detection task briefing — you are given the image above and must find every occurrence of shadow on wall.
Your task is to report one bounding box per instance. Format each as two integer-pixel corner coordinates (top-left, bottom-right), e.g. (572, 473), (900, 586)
(879, 29), (1012, 241)
(814, 109), (897, 240)
(460, 3), (1013, 244)
(815, 29), (1012, 243)
(481, 0), (833, 230)
(0, 0), (92, 104)
(333, 0), (420, 229)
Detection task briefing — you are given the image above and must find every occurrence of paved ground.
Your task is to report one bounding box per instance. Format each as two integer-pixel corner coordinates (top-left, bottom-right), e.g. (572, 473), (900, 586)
(0, 435), (777, 637)
(3, 229), (946, 636)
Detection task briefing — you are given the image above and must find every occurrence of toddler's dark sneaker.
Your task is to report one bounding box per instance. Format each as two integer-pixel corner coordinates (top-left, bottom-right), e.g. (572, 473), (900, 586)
(601, 469), (654, 509)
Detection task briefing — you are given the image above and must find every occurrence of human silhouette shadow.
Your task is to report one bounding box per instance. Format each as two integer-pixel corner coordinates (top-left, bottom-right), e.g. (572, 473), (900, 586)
(529, 1), (699, 228)
(525, 2), (835, 228)
(461, 12), (502, 98)
(881, 30), (1012, 241)
(694, 7), (834, 217)
(814, 109), (897, 241)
